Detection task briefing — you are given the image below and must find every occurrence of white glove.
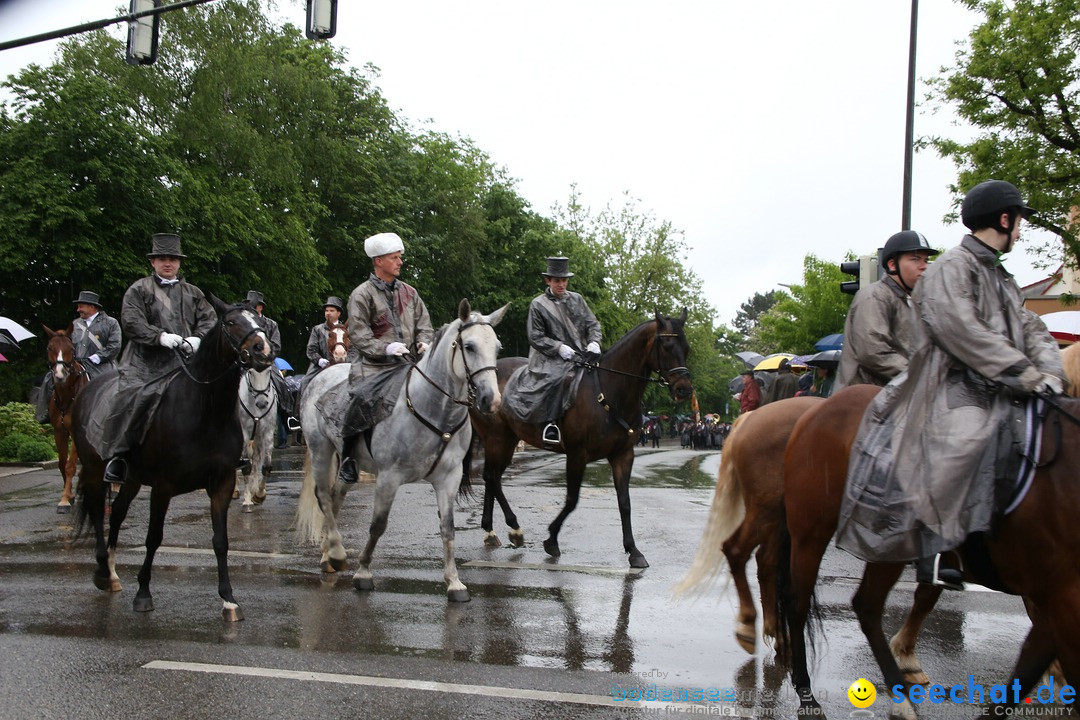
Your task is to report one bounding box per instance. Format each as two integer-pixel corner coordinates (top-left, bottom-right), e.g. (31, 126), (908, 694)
(418, 342), (430, 355)
(88, 354), (101, 365)
(1017, 365), (1043, 393)
(318, 358), (329, 369)
(159, 332), (183, 349)
(182, 336), (201, 355)
(557, 344), (574, 361)
(586, 342), (600, 354)
(1039, 373), (1064, 395)
(385, 342), (409, 356)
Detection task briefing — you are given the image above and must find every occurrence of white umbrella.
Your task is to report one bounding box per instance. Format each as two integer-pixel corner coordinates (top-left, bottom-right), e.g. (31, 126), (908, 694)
(0, 316), (35, 343)
(1041, 311), (1080, 344)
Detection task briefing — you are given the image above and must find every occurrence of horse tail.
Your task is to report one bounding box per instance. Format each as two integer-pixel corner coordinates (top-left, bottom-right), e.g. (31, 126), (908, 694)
(1063, 343), (1080, 398)
(774, 505), (823, 669)
(458, 432), (482, 500)
(294, 448), (325, 545)
(672, 416), (749, 599)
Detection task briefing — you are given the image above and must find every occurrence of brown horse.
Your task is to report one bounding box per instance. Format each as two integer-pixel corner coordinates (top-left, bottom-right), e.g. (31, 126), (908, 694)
(777, 384), (1080, 716)
(43, 326), (88, 514)
(327, 320), (349, 364)
(468, 311), (693, 568)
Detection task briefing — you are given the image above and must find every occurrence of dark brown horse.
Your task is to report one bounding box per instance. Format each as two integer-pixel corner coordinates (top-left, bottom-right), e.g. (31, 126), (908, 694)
(43, 326), (88, 514)
(777, 385), (1080, 716)
(72, 295), (272, 619)
(468, 311), (693, 568)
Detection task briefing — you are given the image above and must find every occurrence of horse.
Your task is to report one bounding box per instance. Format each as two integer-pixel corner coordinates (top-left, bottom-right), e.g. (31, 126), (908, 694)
(71, 296), (272, 619)
(327, 320), (349, 364)
(295, 299), (507, 602)
(42, 326), (88, 514)
(467, 310), (693, 568)
(235, 365), (277, 512)
(776, 384), (1080, 718)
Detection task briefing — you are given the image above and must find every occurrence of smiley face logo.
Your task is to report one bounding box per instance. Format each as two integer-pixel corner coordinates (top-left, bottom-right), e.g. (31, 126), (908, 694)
(848, 678), (877, 708)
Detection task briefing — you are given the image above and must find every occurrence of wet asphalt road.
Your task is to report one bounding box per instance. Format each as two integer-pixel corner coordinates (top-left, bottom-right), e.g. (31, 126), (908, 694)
(0, 440), (1049, 720)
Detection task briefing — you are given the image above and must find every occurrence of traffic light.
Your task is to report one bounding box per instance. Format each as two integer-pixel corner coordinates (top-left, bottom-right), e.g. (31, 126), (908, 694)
(126, 0), (160, 66)
(306, 0), (338, 40)
(839, 255), (880, 295)
(840, 260), (861, 295)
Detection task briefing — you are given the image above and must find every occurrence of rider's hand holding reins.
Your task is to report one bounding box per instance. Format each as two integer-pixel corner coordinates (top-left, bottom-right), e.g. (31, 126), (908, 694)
(182, 336), (201, 356)
(88, 353), (101, 365)
(159, 332), (183, 349)
(557, 344), (574, 361)
(1039, 373), (1064, 395)
(386, 342), (409, 357)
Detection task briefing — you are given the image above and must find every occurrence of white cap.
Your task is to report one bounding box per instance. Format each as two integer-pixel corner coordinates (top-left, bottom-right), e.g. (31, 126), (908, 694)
(364, 232), (405, 258)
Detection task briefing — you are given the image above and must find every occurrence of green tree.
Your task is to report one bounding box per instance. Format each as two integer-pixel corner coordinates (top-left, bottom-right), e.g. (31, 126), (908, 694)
(753, 254), (851, 354)
(733, 291), (781, 341)
(925, 0), (1080, 267)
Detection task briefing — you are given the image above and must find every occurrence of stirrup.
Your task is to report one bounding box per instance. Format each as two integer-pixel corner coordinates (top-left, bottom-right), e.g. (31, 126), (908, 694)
(286, 416), (301, 432)
(915, 553), (964, 591)
(103, 457), (127, 485)
(542, 423), (562, 445)
(339, 457), (359, 485)
(238, 455), (252, 474)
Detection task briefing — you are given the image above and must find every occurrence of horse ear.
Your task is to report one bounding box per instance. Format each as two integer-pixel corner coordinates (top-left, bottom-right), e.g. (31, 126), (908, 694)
(207, 292), (230, 316)
(679, 307), (688, 323)
(42, 324), (57, 338)
(458, 298), (471, 322)
(485, 303), (510, 327)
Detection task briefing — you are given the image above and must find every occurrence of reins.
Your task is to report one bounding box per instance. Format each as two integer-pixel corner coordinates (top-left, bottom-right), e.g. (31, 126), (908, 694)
(238, 368), (277, 423)
(174, 321), (264, 386)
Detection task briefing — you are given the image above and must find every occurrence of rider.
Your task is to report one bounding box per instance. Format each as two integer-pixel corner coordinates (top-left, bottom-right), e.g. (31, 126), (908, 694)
(837, 181), (1065, 590)
(99, 233), (217, 484)
(337, 232), (434, 484)
(835, 230), (939, 390)
(304, 295), (346, 378)
(502, 256), (602, 445)
(34, 290), (122, 423)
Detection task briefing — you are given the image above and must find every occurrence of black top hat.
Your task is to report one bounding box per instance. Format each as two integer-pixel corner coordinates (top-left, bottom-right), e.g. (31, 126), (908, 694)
(146, 233), (186, 258)
(542, 256), (574, 278)
(73, 290), (102, 308)
(246, 290), (266, 306)
(324, 296), (345, 312)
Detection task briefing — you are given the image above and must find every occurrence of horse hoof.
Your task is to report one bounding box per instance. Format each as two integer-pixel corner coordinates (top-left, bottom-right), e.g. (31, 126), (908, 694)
(629, 553), (649, 569)
(353, 576), (375, 592)
(735, 626), (757, 655)
(330, 556), (348, 572)
(320, 560), (337, 573)
(253, 493), (266, 505)
(483, 532), (502, 547)
(56, 503), (71, 515)
(447, 588), (471, 603)
(543, 539), (560, 557)
(133, 596), (154, 613)
(509, 529), (525, 548)
(93, 574), (111, 591)
(241, 503), (253, 514)
(222, 604), (244, 622)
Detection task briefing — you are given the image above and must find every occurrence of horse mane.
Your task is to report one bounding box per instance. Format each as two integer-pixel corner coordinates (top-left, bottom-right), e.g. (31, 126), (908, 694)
(603, 315), (676, 356)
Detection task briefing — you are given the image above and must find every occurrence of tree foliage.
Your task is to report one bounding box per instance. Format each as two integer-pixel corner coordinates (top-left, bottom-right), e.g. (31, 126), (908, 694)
(752, 254), (851, 355)
(733, 291), (782, 341)
(925, 0), (1080, 267)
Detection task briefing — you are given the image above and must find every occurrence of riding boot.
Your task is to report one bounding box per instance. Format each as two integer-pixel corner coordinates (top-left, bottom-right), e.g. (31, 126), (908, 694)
(915, 554), (964, 591)
(104, 457), (128, 485)
(542, 422), (561, 445)
(339, 434), (360, 484)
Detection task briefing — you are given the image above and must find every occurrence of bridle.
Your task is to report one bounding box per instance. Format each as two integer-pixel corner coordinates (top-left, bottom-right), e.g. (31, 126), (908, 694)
(175, 311), (268, 385)
(403, 318), (498, 476)
(46, 346), (86, 420)
(237, 367), (277, 423)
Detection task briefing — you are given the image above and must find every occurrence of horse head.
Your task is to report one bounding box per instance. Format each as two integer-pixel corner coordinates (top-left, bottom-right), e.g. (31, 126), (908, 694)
(448, 298), (507, 414)
(208, 294), (274, 371)
(328, 321), (350, 364)
(652, 308), (693, 402)
(42, 325), (81, 383)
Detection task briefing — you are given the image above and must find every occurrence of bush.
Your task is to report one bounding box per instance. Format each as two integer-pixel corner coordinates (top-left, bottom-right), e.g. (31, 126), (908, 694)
(0, 402), (51, 442)
(0, 432), (56, 463)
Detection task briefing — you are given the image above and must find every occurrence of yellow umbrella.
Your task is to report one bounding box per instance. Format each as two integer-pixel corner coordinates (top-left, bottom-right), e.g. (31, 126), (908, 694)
(753, 353), (796, 371)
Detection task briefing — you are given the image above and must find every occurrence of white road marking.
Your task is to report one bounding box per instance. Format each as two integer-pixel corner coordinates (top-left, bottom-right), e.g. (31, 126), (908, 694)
(144, 659), (743, 714)
(461, 559), (644, 576)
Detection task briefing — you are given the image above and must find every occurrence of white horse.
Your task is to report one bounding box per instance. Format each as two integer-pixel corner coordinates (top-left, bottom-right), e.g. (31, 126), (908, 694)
(235, 366), (277, 512)
(296, 299), (507, 602)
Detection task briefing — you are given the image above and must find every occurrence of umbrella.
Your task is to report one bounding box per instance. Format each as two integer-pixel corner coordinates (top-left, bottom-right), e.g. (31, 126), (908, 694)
(735, 350), (765, 370)
(1040, 311), (1080, 344)
(0, 317), (35, 343)
(753, 353), (796, 371)
(0, 352), (6, 362)
(814, 333), (844, 352)
(0, 334), (17, 351)
(274, 357), (294, 372)
(790, 354), (814, 368)
(805, 349), (842, 369)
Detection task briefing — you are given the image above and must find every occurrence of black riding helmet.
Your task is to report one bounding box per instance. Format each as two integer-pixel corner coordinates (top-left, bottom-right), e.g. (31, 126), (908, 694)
(881, 230), (939, 293)
(960, 180), (1035, 235)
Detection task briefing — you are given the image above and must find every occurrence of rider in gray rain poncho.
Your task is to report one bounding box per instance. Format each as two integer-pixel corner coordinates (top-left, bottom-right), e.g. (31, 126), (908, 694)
(502, 256), (602, 445)
(836, 181), (1065, 589)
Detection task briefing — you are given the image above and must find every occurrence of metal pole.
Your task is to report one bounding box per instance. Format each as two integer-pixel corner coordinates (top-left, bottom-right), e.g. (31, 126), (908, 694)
(901, 0), (919, 231)
(0, 0), (219, 53)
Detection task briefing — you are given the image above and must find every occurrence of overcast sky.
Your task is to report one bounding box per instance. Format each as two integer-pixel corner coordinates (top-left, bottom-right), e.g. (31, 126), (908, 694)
(0, 0), (1059, 325)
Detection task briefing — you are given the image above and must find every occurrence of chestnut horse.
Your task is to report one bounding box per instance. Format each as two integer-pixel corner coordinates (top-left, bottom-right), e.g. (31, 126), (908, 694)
(777, 385), (1080, 717)
(327, 320), (349, 364)
(468, 311), (693, 568)
(43, 326), (88, 514)
(72, 296), (272, 619)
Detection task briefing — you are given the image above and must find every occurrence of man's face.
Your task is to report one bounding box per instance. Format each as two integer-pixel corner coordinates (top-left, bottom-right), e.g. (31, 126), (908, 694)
(545, 276), (569, 298)
(891, 251), (931, 289)
(150, 255), (181, 279)
(324, 306), (341, 324)
(75, 303), (96, 320)
(374, 251), (403, 280)
(254, 303), (265, 316)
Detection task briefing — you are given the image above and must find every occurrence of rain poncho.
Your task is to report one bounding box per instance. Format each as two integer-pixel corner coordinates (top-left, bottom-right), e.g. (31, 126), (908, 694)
(835, 277), (916, 391)
(502, 288), (601, 424)
(836, 236), (1064, 562)
(85, 275), (216, 458)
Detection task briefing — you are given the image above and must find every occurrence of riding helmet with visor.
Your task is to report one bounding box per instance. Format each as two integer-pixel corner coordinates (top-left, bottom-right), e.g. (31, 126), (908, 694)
(960, 180), (1035, 234)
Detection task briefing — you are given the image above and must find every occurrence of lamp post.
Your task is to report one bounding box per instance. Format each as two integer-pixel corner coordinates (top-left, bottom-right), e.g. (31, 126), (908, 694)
(901, 0), (919, 231)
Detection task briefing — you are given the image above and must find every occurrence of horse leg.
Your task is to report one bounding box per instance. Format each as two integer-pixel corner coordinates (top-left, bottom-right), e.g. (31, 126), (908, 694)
(312, 453), (348, 573)
(81, 473), (119, 593)
(209, 475), (242, 621)
(54, 425), (73, 512)
(609, 448), (647, 568)
(480, 433), (522, 548)
(435, 477), (469, 603)
(888, 581), (942, 686)
(543, 454), (587, 560)
(722, 520), (760, 654)
(133, 488), (172, 613)
(851, 562), (918, 720)
(353, 478), (400, 592)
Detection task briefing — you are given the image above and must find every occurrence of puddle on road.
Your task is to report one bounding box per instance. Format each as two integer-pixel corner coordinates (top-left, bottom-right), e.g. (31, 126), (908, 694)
(539, 453), (717, 489)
